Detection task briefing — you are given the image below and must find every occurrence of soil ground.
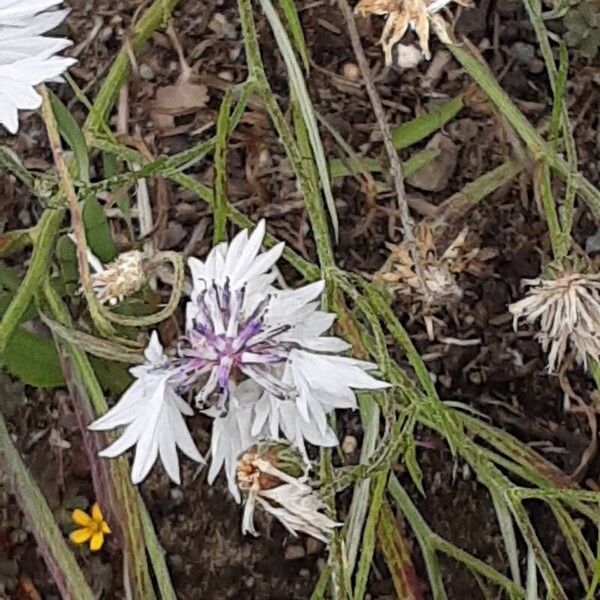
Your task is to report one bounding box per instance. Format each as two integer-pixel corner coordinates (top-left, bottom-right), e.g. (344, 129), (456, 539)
(0, 0), (599, 598)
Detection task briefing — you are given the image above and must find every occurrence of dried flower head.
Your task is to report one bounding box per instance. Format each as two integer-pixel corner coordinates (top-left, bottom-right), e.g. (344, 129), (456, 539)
(354, 0), (472, 66)
(377, 226), (494, 338)
(89, 250), (147, 306)
(509, 267), (600, 373)
(237, 443), (339, 542)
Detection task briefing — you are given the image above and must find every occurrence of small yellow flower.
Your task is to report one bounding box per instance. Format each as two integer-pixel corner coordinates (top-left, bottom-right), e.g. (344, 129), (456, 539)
(69, 503), (111, 552)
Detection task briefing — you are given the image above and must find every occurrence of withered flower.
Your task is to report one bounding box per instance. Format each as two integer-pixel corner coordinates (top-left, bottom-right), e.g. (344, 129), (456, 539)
(509, 265), (600, 373)
(354, 0), (472, 66)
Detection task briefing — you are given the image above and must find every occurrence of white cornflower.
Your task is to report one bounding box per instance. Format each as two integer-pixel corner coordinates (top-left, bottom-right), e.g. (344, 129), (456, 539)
(89, 220), (389, 489)
(89, 332), (204, 484)
(183, 220), (388, 460)
(354, 0), (472, 66)
(0, 1), (75, 133)
(237, 444), (340, 542)
(509, 270), (600, 373)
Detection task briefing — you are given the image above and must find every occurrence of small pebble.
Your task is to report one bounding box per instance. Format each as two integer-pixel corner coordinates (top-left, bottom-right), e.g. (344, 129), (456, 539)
(341, 62), (360, 81)
(170, 488), (184, 506)
(341, 435), (357, 455)
(218, 70), (234, 82)
(139, 64), (154, 80)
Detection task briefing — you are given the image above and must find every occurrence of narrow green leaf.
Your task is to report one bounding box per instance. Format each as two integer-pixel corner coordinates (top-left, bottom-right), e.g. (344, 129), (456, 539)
(277, 0), (310, 71)
(0, 413), (94, 600)
(378, 501), (422, 600)
(329, 148), (439, 181)
(404, 437), (424, 495)
(491, 490), (521, 586)
(525, 547), (538, 600)
(391, 96), (463, 150)
(213, 89), (234, 244)
(353, 473), (388, 600)
(549, 44), (569, 143)
(82, 196), (117, 263)
(258, 0), (339, 239)
(0, 146), (36, 189)
(48, 90), (90, 182)
(388, 475), (448, 600)
(345, 395), (380, 573)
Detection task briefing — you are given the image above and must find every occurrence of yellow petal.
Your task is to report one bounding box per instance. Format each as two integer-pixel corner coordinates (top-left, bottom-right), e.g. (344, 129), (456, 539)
(70, 528), (92, 545)
(101, 521), (111, 534)
(91, 503), (104, 523)
(71, 509), (93, 527)
(90, 531), (104, 552)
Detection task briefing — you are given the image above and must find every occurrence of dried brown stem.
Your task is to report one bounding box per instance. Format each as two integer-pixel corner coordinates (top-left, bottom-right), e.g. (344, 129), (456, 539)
(336, 0), (431, 300)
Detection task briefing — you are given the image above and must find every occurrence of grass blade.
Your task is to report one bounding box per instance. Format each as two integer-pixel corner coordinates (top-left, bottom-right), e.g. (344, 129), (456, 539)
(257, 0), (339, 239)
(277, 0), (310, 70)
(391, 95), (463, 150)
(0, 412), (95, 600)
(378, 501), (424, 600)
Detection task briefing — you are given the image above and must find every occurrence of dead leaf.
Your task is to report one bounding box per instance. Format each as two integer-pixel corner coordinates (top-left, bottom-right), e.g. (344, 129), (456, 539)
(151, 81), (209, 130)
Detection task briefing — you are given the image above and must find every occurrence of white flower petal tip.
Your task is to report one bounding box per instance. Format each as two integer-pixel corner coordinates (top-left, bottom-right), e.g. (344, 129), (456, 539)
(237, 444), (340, 543)
(0, 1), (75, 133)
(509, 270), (600, 373)
(89, 334), (204, 485)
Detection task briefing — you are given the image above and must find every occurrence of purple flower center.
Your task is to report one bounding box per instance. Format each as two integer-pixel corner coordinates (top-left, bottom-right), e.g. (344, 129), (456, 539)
(176, 281), (293, 412)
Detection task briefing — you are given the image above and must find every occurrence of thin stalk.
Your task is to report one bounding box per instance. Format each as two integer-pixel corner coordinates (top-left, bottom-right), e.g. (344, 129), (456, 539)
(335, 0), (412, 244)
(336, 0), (437, 306)
(84, 0), (182, 135)
(237, 0), (336, 270)
(0, 412), (95, 600)
(435, 27), (600, 218)
(353, 473), (388, 600)
(41, 87), (115, 339)
(534, 161), (563, 259)
(213, 88), (234, 243)
(0, 208), (63, 354)
(43, 281), (176, 600)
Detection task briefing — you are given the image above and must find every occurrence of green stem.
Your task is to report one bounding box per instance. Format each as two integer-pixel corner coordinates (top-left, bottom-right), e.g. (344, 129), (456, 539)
(536, 161), (563, 259)
(432, 159), (524, 230)
(237, 0), (336, 270)
(42, 281), (176, 600)
(0, 412), (95, 600)
(84, 0), (182, 135)
(213, 88), (234, 243)
(0, 208), (63, 354)
(353, 473), (388, 600)
(439, 34), (600, 219)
